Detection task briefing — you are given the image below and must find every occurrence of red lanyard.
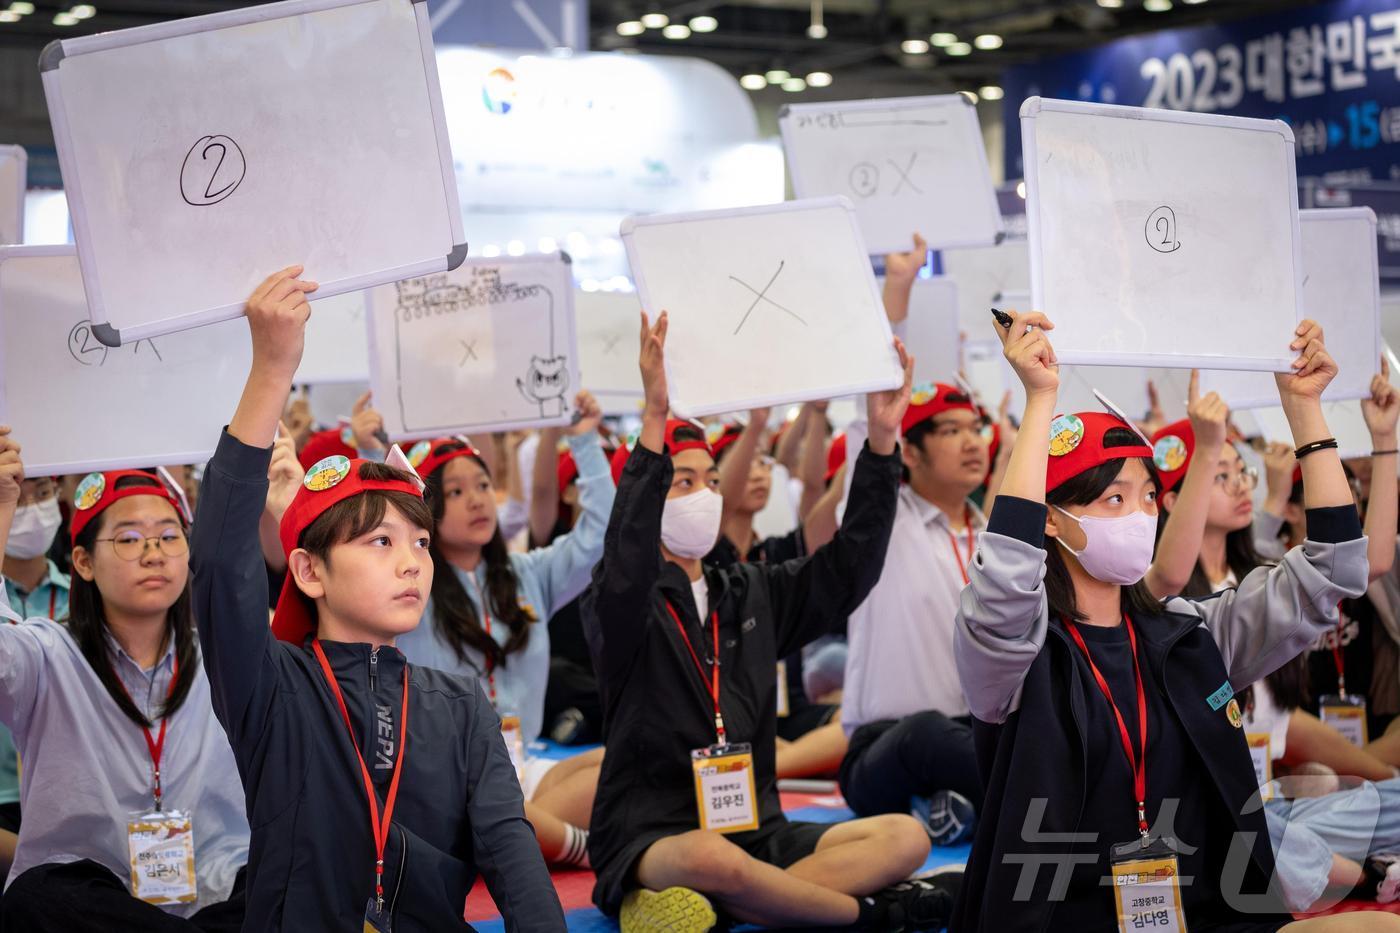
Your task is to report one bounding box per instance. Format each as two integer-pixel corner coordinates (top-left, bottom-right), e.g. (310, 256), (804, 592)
(312, 640), (410, 913)
(663, 600), (726, 745)
(1066, 614), (1151, 838)
(47, 589), (55, 621)
(941, 506), (976, 586)
(1331, 603), (1348, 696)
(113, 655), (180, 811)
(463, 573), (498, 705)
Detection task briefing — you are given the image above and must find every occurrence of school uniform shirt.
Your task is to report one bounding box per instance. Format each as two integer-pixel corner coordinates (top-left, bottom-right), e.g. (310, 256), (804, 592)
(951, 495), (1366, 933)
(397, 431), (614, 746)
(0, 590), (248, 913)
(580, 440), (901, 915)
(191, 430), (563, 933)
(0, 565), (70, 812)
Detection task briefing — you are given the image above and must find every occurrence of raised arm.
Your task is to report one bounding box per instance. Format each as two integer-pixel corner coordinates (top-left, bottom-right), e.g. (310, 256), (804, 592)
(259, 423), (304, 574)
(0, 430), (52, 729)
(717, 406), (770, 524)
(880, 233), (927, 326)
(1361, 358), (1399, 583)
(527, 427), (564, 546)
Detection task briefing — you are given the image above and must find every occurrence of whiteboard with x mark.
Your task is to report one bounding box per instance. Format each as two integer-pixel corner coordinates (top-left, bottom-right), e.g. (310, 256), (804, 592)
(621, 197), (903, 418)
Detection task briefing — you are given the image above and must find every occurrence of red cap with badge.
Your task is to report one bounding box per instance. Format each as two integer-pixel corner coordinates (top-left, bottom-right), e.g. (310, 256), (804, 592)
(1045, 411), (1155, 494)
(1148, 419), (1196, 493)
(297, 427), (357, 472)
(405, 437), (484, 482)
(69, 470), (190, 543)
(709, 423), (744, 462)
(901, 383), (978, 436)
(271, 454), (426, 646)
(610, 419), (713, 484)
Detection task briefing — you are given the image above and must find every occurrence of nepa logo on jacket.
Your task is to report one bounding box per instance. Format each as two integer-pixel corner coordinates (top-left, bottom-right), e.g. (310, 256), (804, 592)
(375, 704), (395, 769)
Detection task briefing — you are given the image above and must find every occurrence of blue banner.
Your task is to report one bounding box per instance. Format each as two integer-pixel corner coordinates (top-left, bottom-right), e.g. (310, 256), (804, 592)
(1003, 0), (1400, 184)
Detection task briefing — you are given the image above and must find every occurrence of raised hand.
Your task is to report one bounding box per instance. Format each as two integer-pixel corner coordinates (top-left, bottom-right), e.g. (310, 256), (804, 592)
(1362, 355), (1400, 445)
(639, 311), (670, 419)
(0, 427), (21, 508)
(996, 311), (1058, 397)
(350, 390), (386, 452)
(567, 391), (604, 437)
(245, 265), (318, 380)
(1275, 319), (1337, 402)
(1186, 369), (1229, 453)
(867, 339), (914, 456)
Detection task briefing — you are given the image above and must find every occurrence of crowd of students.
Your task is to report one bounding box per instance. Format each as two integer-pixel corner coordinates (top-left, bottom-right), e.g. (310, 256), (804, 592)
(1, 247), (1400, 932)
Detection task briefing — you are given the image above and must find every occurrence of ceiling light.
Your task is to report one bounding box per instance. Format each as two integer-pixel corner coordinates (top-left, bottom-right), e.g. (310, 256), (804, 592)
(901, 38), (930, 54)
(640, 11), (668, 28)
(979, 85), (1004, 100)
(930, 32), (957, 46)
(689, 15), (716, 32)
(806, 23), (827, 38)
(806, 71), (833, 88)
(662, 23), (690, 39)
(52, 11), (77, 25)
(765, 68), (790, 83)
(8, 2), (33, 12)
(739, 73), (767, 90)
(1182, 0), (1207, 4)
(0, 11), (17, 21)
(945, 41), (972, 56)
(616, 20), (643, 36)
(1097, 0), (1124, 5)
(974, 34), (1002, 50)
(782, 77), (807, 92)
(70, 3), (94, 16)
(537, 237), (557, 253)
(1143, 0), (1172, 10)
(1016, 180), (1027, 199)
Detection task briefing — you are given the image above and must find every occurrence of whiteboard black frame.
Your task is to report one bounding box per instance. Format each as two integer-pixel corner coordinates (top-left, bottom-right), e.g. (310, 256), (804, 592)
(620, 196), (902, 419)
(778, 94), (1004, 255)
(1020, 96), (1303, 372)
(40, 0), (466, 348)
(0, 146), (24, 246)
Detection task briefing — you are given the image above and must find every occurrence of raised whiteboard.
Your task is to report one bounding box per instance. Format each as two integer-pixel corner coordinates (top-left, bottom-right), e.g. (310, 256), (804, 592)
(1021, 97), (1301, 370)
(940, 238), (1030, 332)
(779, 95), (1003, 255)
(575, 289), (644, 401)
(621, 197), (902, 418)
(1200, 208), (1381, 409)
(0, 246), (250, 474)
(0, 147), (23, 246)
(40, 0), (465, 346)
(295, 291), (371, 385)
(892, 276), (960, 385)
(366, 253), (579, 441)
(1253, 402), (1374, 462)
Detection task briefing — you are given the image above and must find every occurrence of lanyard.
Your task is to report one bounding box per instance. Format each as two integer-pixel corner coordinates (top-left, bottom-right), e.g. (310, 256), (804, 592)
(1331, 602), (1348, 696)
(1066, 614), (1151, 838)
(663, 600), (726, 745)
(312, 640), (410, 913)
(940, 506), (976, 586)
(113, 655), (180, 811)
(464, 573), (498, 706)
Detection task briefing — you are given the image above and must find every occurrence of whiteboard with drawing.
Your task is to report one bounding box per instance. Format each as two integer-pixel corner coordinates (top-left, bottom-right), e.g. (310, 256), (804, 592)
(366, 253), (579, 440)
(0, 246), (251, 473)
(0, 146), (24, 246)
(1199, 208), (1381, 409)
(940, 238), (1030, 332)
(621, 197), (903, 419)
(295, 290), (371, 385)
(575, 289), (644, 403)
(892, 276), (960, 385)
(1021, 97), (1302, 370)
(40, 0), (465, 346)
(779, 95), (1003, 255)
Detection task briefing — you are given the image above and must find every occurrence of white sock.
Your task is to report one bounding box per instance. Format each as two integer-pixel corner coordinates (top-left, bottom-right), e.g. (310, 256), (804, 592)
(553, 823), (590, 868)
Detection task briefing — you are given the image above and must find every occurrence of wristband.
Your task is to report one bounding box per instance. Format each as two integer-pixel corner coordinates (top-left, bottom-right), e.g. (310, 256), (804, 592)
(1372, 449), (1399, 457)
(1294, 438), (1338, 460)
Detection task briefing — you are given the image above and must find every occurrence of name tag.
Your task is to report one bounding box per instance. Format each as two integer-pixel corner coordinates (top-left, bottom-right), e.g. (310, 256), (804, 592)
(1246, 732), (1273, 801)
(691, 743), (759, 834)
(1110, 838), (1185, 933)
(126, 810), (197, 905)
(501, 715), (527, 780)
(776, 661), (790, 718)
(1319, 694), (1368, 747)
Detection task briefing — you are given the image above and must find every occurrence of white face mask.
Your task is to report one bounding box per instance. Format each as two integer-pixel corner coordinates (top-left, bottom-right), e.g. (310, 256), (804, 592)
(1052, 505), (1158, 586)
(5, 499), (62, 561)
(661, 488), (723, 559)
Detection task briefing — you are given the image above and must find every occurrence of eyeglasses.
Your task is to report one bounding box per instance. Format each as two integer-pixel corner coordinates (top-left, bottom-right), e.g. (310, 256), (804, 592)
(93, 529), (188, 561)
(1213, 466), (1259, 493)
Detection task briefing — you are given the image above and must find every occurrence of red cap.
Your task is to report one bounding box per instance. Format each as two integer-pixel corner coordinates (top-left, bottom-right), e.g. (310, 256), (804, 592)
(709, 423), (744, 462)
(558, 449), (579, 491)
(982, 421), (1001, 484)
(1045, 411), (1154, 494)
(404, 437), (484, 483)
(271, 455), (426, 646)
(902, 383), (978, 436)
(69, 470), (189, 543)
(1149, 419), (1196, 493)
(610, 419), (713, 484)
(298, 427), (356, 472)
(825, 433), (848, 484)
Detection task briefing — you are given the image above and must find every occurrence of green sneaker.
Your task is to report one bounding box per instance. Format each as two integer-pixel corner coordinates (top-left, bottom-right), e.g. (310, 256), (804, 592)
(619, 886), (718, 933)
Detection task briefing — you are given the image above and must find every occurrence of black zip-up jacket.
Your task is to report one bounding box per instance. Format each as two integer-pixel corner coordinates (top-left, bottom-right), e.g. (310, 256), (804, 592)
(190, 430), (565, 932)
(580, 440), (900, 914)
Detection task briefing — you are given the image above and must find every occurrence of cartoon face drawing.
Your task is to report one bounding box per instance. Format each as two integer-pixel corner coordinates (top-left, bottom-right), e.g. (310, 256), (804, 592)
(517, 355), (570, 417)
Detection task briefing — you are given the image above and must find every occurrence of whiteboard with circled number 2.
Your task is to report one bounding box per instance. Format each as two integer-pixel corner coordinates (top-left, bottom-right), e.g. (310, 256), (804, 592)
(39, 0), (465, 347)
(779, 95), (1003, 255)
(0, 246), (251, 474)
(1021, 97), (1302, 371)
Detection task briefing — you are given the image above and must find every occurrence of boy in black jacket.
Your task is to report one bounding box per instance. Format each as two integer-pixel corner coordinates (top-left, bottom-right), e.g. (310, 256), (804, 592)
(191, 266), (564, 932)
(581, 310), (960, 932)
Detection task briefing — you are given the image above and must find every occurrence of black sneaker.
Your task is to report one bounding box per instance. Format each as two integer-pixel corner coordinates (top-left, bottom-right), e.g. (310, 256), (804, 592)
(912, 790), (976, 847)
(859, 871), (962, 932)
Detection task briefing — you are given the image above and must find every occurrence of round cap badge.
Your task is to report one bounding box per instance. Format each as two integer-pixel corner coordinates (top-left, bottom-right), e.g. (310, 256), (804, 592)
(74, 472), (106, 511)
(909, 383), (938, 406)
(305, 455), (352, 492)
(1153, 435), (1189, 473)
(339, 424), (355, 448)
(407, 441), (432, 469)
(1226, 697), (1244, 729)
(1048, 414), (1085, 458)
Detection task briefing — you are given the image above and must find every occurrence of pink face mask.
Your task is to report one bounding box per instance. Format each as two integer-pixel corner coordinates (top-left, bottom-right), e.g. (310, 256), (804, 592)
(1052, 506), (1158, 586)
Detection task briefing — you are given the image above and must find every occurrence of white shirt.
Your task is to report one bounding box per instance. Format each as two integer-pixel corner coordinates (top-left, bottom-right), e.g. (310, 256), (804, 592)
(842, 483), (984, 731)
(692, 575), (710, 621)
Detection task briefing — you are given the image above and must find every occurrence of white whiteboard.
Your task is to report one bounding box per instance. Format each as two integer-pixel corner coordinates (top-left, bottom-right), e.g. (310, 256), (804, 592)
(575, 289), (644, 402)
(366, 253), (579, 441)
(891, 275), (960, 385)
(1253, 402), (1374, 462)
(778, 95), (1003, 255)
(295, 290), (371, 385)
(40, 0), (465, 346)
(1199, 208), (1381, 409)
(1020, 97), (1301, 370)
(0, 246), (251, 474)
(621, 197), (902, 418)
(940, 238), (1030, 333)
(0, 147), (23, 246)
